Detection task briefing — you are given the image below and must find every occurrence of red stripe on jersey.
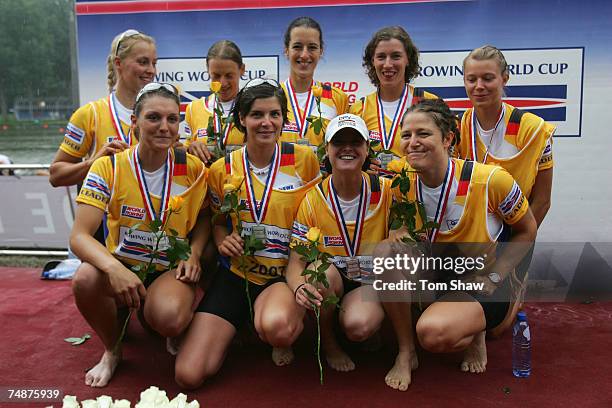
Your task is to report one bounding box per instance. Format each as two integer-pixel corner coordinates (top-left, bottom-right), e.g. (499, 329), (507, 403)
(506, 122), (520, 136)
(457, 180), (469, 196)
(370, 190), (381, 204)
(225, 162), (231, 174)
(174, 163), (187, 176)
(280, 153), (295, 166)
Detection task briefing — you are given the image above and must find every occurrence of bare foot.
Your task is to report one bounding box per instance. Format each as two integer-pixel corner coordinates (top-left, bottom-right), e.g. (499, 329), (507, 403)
(323, 342), (355, 372)
(85, 350), (121, 387)
(461, 330), (487, 373)
(385, 350), (417, 391)
(272, 347), (294, 366)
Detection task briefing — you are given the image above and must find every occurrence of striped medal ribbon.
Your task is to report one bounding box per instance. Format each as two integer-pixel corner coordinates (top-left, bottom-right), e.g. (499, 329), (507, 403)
(108, 93), (132, 145)
(132, 146), (173, 224)
(328, 174), (369, 260)
(416, 159), (455, 243)
(285, 79), (315, 140)
(376, 85), (411, 151)
(470, 104), (506, 163)
(241, 144), (281, 226)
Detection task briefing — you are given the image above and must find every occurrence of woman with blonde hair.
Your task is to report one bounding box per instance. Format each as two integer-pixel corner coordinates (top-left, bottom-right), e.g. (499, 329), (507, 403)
(458, 45), (554, 228)
(50, 29), (157, 188)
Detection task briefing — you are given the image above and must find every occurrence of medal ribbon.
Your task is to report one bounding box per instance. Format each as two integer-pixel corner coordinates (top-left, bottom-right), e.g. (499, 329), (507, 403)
(242, 144), (281, 224)
(285, 79), (315, 139)
(108, 93), (131, 145)
(470, 104), (505, 162)
(376, 85), (411, 151)
(328, 174), (369, 257)
(132, 146), (173, 224)
(416, 159), (455, 243)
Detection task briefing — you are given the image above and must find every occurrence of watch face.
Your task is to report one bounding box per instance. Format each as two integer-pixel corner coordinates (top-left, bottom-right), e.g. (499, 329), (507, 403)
(488, 272), (501, 284)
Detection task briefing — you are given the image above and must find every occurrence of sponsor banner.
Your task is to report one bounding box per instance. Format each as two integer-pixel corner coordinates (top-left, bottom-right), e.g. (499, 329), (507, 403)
(241, 222), (291, 259)
(155, 56), (279, 115)
(415, 48), (584, 136)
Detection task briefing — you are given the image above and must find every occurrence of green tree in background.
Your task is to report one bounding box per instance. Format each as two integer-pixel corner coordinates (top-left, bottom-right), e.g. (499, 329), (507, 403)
(0, 0), (74, 121)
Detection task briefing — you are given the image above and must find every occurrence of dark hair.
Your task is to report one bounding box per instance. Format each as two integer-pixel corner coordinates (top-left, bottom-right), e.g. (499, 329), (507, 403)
(283, 16), (324, 51)
(231, 82), (288, 135)
(133, 87), (180, 118)
(402, 99), (460, 147)
(206, 39), (244, 69)
(363, 26), (420, 87)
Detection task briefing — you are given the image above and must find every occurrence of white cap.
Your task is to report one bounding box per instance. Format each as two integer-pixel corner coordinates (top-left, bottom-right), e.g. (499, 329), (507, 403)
(324, 113), (370, 144)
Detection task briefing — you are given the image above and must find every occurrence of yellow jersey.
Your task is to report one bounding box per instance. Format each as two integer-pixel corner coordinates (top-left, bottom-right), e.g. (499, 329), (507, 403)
(77, 146), (208, 271)
(209, 142), (321, 284)
(457, 103), (555, 198)
(280, 81), (349, 147)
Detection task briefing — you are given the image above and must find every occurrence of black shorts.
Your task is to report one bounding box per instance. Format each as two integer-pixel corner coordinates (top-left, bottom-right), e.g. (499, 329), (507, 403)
(434, 276), (510, 330)
(340, 271), (361, 296)
(195, 267), (285, 329)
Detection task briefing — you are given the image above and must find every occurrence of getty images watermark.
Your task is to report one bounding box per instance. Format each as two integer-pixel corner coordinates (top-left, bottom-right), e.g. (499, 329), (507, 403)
(370, 253), (488, 292)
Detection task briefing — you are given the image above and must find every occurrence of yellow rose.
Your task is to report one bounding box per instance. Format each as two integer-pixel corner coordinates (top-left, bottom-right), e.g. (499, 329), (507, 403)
(210, 81), (222, 93)
(311, 85), (323, 99)
(305, 227), (321, 243)
(168, 196), (184, 212)
(223, 183), (236, 194)
(386, 159), (405, 174)
(228, 174), (244, 189)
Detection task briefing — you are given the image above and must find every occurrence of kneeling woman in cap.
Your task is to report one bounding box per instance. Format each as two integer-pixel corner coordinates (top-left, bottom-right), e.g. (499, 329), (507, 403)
(287, 114), (411, 390)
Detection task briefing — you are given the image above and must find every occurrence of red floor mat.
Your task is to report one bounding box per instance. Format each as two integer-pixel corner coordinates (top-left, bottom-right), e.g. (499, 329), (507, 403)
(1, 267), (611, 407)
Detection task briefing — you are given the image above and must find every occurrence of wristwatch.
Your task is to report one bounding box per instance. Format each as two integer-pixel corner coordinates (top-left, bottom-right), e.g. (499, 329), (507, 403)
(487, 272), (502, 284)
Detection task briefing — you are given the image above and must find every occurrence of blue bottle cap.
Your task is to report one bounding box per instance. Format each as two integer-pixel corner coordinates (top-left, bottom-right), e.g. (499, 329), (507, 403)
(517, 311), (527, 321)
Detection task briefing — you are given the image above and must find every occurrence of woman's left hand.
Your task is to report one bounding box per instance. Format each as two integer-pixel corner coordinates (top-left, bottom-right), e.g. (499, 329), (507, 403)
(175, 255), (202, 283)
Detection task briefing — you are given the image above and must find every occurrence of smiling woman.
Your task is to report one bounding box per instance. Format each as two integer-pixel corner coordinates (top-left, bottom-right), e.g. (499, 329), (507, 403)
(350, 26), (439, 175)
(49, 29), (157, 188)
(174, 79), (322, 389)
(280, 17), (348, 147)
(69, 83), (210, 388)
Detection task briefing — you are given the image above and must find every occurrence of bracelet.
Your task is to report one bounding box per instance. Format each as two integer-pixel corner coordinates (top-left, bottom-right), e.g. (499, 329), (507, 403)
(294, 283), (306, 298)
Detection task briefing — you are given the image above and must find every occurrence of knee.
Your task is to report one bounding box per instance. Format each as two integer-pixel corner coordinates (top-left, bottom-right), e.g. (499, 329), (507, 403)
(342, 316), (378, 343)
(259, 313), (302, 347)
(416, 318), (455, 353)
(146, 302), (192, 338)
(71, 263), (102, 296)
(175, 366), (209, 390)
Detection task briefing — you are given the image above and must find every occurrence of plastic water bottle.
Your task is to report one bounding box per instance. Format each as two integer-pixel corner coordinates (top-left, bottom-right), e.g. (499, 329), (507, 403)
(512, 311), (531, 377)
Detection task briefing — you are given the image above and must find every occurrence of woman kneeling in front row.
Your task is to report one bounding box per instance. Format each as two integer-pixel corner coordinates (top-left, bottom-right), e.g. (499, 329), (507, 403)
(377, 98), (536, 376)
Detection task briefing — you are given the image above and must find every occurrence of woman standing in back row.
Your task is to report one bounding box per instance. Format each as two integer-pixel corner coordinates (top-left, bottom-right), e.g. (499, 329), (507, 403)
(350, 26), (437, 174)
(280, 17), (349, 149)
(184, 40), (246, 165)
(457, 46), (555, 312)
(50, 29), (157, 188)
(457, 45), (554, 229)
